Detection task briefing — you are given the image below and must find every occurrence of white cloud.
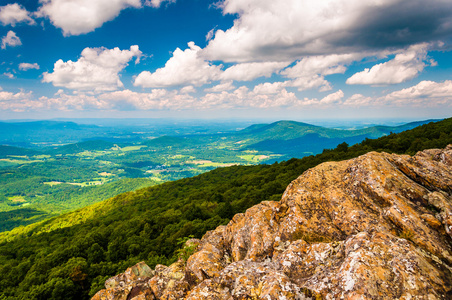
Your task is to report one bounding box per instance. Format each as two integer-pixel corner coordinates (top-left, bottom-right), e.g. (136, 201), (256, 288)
(343, 94), (374, 107)
(346, 43), (432, 85)
(130, 1), (452, 96)
(1, 30), (21, 49)
(99, 89), (198, 110)
(288, 76), (332, 92)
(19, 63), (40, 71)
(134, 46), (289, 90)
(280, 53), (364, 91)
(0, 89), (37, 112)
(100, 89), (169, 110)
(32, 86), (330, 111)
(203, 0), (378, 62)
(252, 82), (288, 94)
(206, 28), (215, 41)
(342, 80), (452, 108)
(281, 54), (356, 78)
(202, 85), (345, 109)
(145, 0), (176, 8)
(134, 42), (222, 88)
(204, 0), (452, 63)
(180, 85), (196, 94)
(3, 72), (15, 79)
(202, 86), (292, 109)
(204, 81), (235, 92)
(318, 89), (344, 104)
(382, 80), (452, 106)
(40, 91), (109, 110)
(0, 88), (113, 112)
(0, 90), (25, 101)
(220, 61), (290, 81)
(37, 0), (142, 36)
(43, 45), (142, 92)
(0, 3), (35, 26)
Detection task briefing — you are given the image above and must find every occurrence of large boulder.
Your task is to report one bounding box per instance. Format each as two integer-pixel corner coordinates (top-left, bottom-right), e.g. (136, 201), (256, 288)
(94, 146), (452, 299)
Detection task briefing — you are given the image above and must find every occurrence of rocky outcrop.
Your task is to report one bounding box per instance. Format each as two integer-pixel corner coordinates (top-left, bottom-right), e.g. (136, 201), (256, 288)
(93, 146), (452, 299)
(93, 262), (155, 300)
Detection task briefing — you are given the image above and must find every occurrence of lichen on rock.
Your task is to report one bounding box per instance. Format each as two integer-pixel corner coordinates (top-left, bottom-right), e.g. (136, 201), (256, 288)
(93, 146), (452, 300)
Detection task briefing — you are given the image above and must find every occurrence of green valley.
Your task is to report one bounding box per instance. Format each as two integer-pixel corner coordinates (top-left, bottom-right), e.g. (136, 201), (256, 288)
(0, 119), (440, 233)
(0, 118), (450, 299)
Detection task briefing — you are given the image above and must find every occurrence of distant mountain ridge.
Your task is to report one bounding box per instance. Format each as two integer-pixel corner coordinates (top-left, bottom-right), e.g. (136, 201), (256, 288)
(0, 119), (441, 154)
(0, 120), (102, 147)
(239, 119), (440, 157)
(239, 119), (440, 139)
(52, 140), (117, 154)
(0, 120), (97, 131)
(0, 117), (451, 299)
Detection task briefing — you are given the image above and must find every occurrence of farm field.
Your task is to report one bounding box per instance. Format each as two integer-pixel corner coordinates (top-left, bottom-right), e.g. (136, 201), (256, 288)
(0, 118), (436, 232)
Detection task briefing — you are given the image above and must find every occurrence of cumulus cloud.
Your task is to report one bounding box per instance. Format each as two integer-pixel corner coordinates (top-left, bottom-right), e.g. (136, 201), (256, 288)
(0, 88), (112, 112)
(5, 80), (451, 113)
(43, 45), (142, 92)
(280, 53), (362, 91)
(0, 89), (37, 112)
(252, 82), (288, 95)
(40, 91), (111, 110)
(202, 86), (300, 109)
(101, 89), (201, 110)
(343, 94), (375, 107)
(346, 43), (433, 85)
(343, 80), (452, 107)
(134, 44), (289, 89)
(203, 0), (452, 62)
(1, 30), (21, 49)
(220, 61), (290, 81)
(201, 85), (345, 109)
(180, 85), (196, 94)
(0, 90), (31, 101)
(37, 0), (142, 36)
(204, 81), (235, 93)
(134, 42), (222, 88)
(145, 0), (176, 8)
(318, 89), (344, 105)
(3, 72), (15, 79)
(281, 54), (354, 78)
(130, 0), (452, 98)
(382, 80), (452, 106)
(9, 86), (343, 112)
(19, 63), (40, 71)
(0, 3), (35, 26)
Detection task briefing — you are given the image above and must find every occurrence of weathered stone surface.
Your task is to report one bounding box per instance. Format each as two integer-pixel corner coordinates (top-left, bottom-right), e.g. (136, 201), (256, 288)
(92, 261), (155, 300)
(224, 201), (281, 262)
(186, 226), (227, 284)
(94, 146), (452, 300)
(187, 260), (310, 300)
(105, 261), (154, 289)
(149, 261), (190, 300)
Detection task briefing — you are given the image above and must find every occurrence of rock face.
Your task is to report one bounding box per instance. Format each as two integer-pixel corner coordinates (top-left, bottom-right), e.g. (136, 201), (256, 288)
(93, 146), (452, 300)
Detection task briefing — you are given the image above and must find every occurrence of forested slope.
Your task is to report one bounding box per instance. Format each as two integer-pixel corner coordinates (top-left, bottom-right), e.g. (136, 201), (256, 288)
(0, 118), (451, 300)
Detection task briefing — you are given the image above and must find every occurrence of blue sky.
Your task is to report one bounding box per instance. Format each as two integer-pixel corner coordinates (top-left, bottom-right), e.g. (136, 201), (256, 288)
(0, 0), (452, 120)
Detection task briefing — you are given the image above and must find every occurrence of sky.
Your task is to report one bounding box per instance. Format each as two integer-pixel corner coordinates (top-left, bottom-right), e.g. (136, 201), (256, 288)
(0, 0), (452, 121)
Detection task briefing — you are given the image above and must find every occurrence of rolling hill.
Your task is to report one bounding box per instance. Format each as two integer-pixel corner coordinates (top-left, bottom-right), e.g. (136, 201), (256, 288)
(0, 117), (450, 299)
(0, 145), (40, 158)
(0, 121), (104, 147)
(240, 119), (439, 156)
